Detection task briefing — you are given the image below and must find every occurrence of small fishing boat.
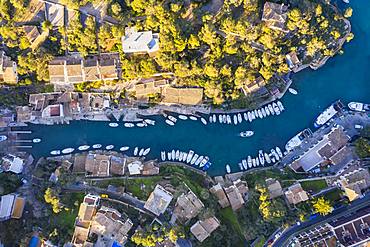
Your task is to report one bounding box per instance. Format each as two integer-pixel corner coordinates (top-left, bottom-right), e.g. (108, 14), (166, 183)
(0, 135), (7, 142)
(179, 152), (184, 162)
(175, 150), (180, 160)
(202, 161), (212, 171)
(32, 138), (41, 143)
(239, 131), (254, 137)
(239, 163), (243, 171)
(343, 0), (349, 4)
(109, 122), (119, 127)
(222, 115), (227, 123)
(270, 154), (276, 163)
(189, 116), (197, 121)
(256, 157), (260, 166)
(243, 112), (248, 121)
(226, 164), (231, 174)
(124, 123), (135, 128)
(251, 111), (256, 119)
(242, 159), (248, 170)
(182, 152), (188, 162)
(233, 115), (238, 125)
(273, 102), (281, 115)
(261, 108), (266, 117)
(201, 118), (207, 125)
(195, 155), (204, 166)
(348, 102), (370, 112)
(265, 106), (270, 116)
(120, 146), (129, 151)
(289, 88), (298, 95)
(247, 112), (252, 122)
(268, 104), (275, 115)
(137, 122), (146, 127)
(161, 151), (166, 161)
(227, 115), (231, 124)
(134, 147), (138, 156)
(191, 154), (199, 165)
(139, 148), (144, 156)
(165, 119), (175, 126)
(78, 145), (90, 151)
(106, 145), (114, 150)
(167, 152), (172, 160)
(62, 148), (74, 154)
(218, 115), (223, 123)
(93, 144), (102, 149)
(264, 153), (271, 164)
(144, 119), (155, 125)
(199, 156), (209, 167)
(171, 150), (176, 160)
(237, 113), (242, 123)
(247, 156), (252, 168)
(178, 115), (188, 120)
(143, 148), (150, 156)
(168, 116), (177, 123)
(276, 147), (283, 158)
(258, 150), (265, 166)
(50, 150), (60, 155)
(277, 101), (284, 111)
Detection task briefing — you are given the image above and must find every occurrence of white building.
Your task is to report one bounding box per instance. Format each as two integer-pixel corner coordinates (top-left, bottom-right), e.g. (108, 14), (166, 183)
(1, 154), (24, 174)
(122, 28), (159, 56)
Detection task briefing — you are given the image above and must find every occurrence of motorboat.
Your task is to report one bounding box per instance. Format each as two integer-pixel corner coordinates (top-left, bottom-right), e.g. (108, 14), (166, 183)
(261, 108), (266, 117)
(50, 150), (61, 155)
(222, 115), (227, 123)
(264, 153), (271, 164)
(343, 0), (349, 4)
(124, 123), (134, 128)
(239, 131), (254, 137)
(247, 112), (252, 122)
(171, 150), (176, 160)
(165, 119), (175, 126)
(0, 135), (7, 142)
(182, 152), (188, 162)
(139, 148), (144, 156)
(134, 147), (138, 156)
(276, 147), (283, 158)
(251, 111), (256, 119)
(179, 152), (184, 161)
(257, 109), (263, 118)
(179, 115), (188, 120)
(348, 102), (369, 112)
(247, 156), (252, 168)
(233, 115), (238, 125)
(258, 150), (265, 166)
(253, 110), (258, 118)
(120, 146), (129, 151)
(109, 122), (119, 127)
(62, 148), (74, 154)
(265, 106), (270, 116)
(252, 158), (256, 167)
(285, 129), (312, 152)
(168, 116), (177, 123)
(106, 145), (114, 150)
(213, 115), (216, 122)
(167, 152), (172, 160)
(273, 102), (280, 115)
(268, 104), (275, 115)
(314, 102), (340, 127)
(195, 155), (203, 166)
(144, 119), (155, 125)
(191, 154), (199, 165)
(202, 161), (212, 171)
(243, 113), (248, 121)
(143, 148), (150, 156)
(237, 113), (242, 123)
(209, 116), (213, 123)
(239, 163), (243, 171)
(218, 115), (223, 123)
(32, 138), (41, 143)
(137, 122), (146, 127)
(199, 156), (209, 167)
(189, 116), (197, 121)
(78, 145), (90, 151)
(255, 157), (260, 166)
(289, 88), (298, 95)
(226, 164), (231, 174)
(227, 115), (231, 124)
(161, 151), (166, 161)
(201, 118), (207, 125)
(187, 150), (194, 163)
(242, 159), (248, 170)
(277, 101), (284, 111)
(271, 149), (279, 160)
(175, 150), (180, 160)
(93, 144), (102, 149)
(270, 154), (276, 163)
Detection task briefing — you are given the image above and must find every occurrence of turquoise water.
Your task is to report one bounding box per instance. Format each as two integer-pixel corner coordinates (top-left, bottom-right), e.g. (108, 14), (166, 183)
(22, 1), (369, 176)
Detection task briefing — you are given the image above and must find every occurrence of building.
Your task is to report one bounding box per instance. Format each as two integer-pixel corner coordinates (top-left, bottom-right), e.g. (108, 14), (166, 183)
(0, 194), (25, 221)
(266, 178), (283, 199)
(161, 87), (204, 105)
(241, 76), (266, 95)
(210, 180), (248, 211)
(224, 181), (247, 211)
(127, 160), (144, 176)
(142, 161), (160, 176)
(173, 189), (204, 224)
(209, 183), (230, 208)
(45, 2), (64, 26)
(85, 153), (110, 177)
(122, 28), (159, 56)
(0, 154), (24, 174)
(0, 51), (18, 84)
(334, 167), (370, 202)
(110, 155), (126, 175)
(262, 2), (288, 32)
(144, 185), (173, 216)
(190, 217), (220, 242)
(286, 51), (301, 71)
(132, 79), (169, 102)
(23, 25), (42, 47)
(285, 183), (309, 205)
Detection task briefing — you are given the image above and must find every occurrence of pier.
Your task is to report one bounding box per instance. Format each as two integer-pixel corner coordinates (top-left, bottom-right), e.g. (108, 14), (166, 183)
(11, 130), (32, 134)
(15, 146), (33, 149)
(15, 140), (32, 143)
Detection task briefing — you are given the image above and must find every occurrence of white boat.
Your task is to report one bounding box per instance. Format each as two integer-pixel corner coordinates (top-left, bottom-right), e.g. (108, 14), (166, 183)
(138, 148), (144, 156)
(161, 151), (166, 161)
(62, 148), (74, 154)
(0, 135), (7, 142)
(251, 111), (256, 119)
(348, 102), (369, 112)
(226, 164), (231, 174)
(109, 122), (119, 127)
(314, 102), (340, 127)
(212, 115), (216, 123)
(247, 156), (252, 168)
(243, 113), (248, 121)
(143, 148), (150, 156)
(271, 149), (279, 160)
(189, 116), (197, 121)
(171, 150), (176, 160)
(195, 155), (203, 166)
(247, 112), (252, 122)
(264, 153), (271, 164)
(182, 152), (188, 162)
(252, 158), (256, 167)
(257, 109), (263, 118)
(222, 115), (226, 123)
(179, 115), (188, 120)
(289, 88), (298, 95)
(270, 154), (276, 163)
(179, 152), (184, 161)
(186, 150), (194, 163)
(233, 115), (238, 125)
(144, 119), (155, 125)
(134, 147), (138, 156)
(268, 104), (275, 115)
(256, 157), (260, 166)
(106, 145), (114, 150)
(78, 145), (90, 151)
(191, 154), (199, 165)
(258, 150), (265, 166)
(168, 116), (177, 123)
(273, 102), (280, 115)
(167, 152), (172, 160)
(242, 159), (248, 170)
(137, 122), (146, 127)
(277, 101), (284, 111)
(165, 119), (175, 126)
(218, 115), (223, 123)
(124, 123), (134, 128)
(175, 150), (180, 160)
(239, 163), (243, 171)
(261, 108), (266, 117)
(201, 118), (207, 125)
(237, 113), (242, 123)
(93, 144), (102, 149)
(276, 147), (283, 158)
(50, 150), (60, 155)
(32, 138), (41, 143)
(343, 0), (349, 4)
(285, 129), (311, 152)
(199, 156), (209, 167)
(120, 146), (129, 151)
(209, 116), (213, 123)
(227, 115), (231, 124)
(265, 106), (270, 116)
(239, 131), (254, 137)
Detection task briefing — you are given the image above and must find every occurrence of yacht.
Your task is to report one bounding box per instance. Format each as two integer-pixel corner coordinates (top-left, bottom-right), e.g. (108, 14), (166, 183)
(257, 109), (263, 118)
(161, 151), (166, 161)
(93, 144), (102, 149)
(277, 101), (284, 111)
(106, 145), (114, 150)
(226, 164), (231, 174)
(255, 157), (260, 166)
(237, 113), (242, 123)
(134, 147), (138, 156)
(144, 119), (155, 125)
(62, 148), (74, 154)
(247, 112), (252, 122)
(179, 115), (188, 120)
(285, 129), (312, 152)
(213, 115), (216, 123)
(273, 102), (280, 115)
(136, 122), (146, 127)
(252, 158), (256, 167)
(264, 153), (271, 164)
(289, 88), (298, 95)
(314, 102), (341, 127)
(143, 148), (151, 156)
(50, 150), (61, 155)
(239, 131), (254, 137)
(186, 151), (194, 163)
(78, 145), (90, 151)
(124, 123), (134, 128)
(258, 150), (265, 166)
(348, 102), (369, 112)
(268, 104), (275, 115)
(243, 112), (248, 121)
(271, 149), (279, 160)
(227, 115), (231, 124)
(201, 118), (207, 125)
(175, 150), (180, 160)
(168, 116), (177, 123)
(209, 115), (213, 123)
(261, 108), (266, 117)
(265, 106), (270, 116)
(233, 115), (238, 125)
(167, 152), (172, 160)
(120, 146), (129, 151)
(189, 116), (198, 121)
(32, 138), (41, 143)
(139, 148), (144, 156)
(199, 156), (209, 167)
(165, 119), (175, 126)
(171, 150), (176, 160)
(179, 152), (184, 161)
(195, 155), (203, 166)
(222, 115), (226, 123)
(242, 159), (248, 170)
(239, 163), (243, 171)
(0, 135), (7, 142)
(191, 154), (199, 165)
(218, 115), (223, 123)
(109, 122), (119, 127)
(276, 147), (283, 158)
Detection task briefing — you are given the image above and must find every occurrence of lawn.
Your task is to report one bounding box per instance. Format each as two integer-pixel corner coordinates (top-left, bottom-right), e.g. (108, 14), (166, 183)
(322, 188), (343, 203)
(219, 207), (243, 238)
(301, 179), (328, 193)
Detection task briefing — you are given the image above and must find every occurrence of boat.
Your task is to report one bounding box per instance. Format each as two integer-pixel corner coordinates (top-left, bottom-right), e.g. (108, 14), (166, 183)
(62, 148), (74, 154)
(191, 154), (199, 165)
(258, 150), (265, 166)
(187, 150), (194, 163)
(248, 156), (252, 168)
(257, 109), (263, 118)
(264, 153), (271, 164)
(314, 101), (344, 127)
(189, 116), (197, 121)
(175, 150), (180, 160)
(277, 101), (284, 111)
(261, 108), (266, 117)
(233, 115), (238, 125)
(285, 129), (312, 152)
(342, 0), (349, 3)
(202, 161), (212, 171)
(239, 163), (243, 171)
(120, 146), (129, 151)
(0, 135), (7, 142)
(222, 115), (226, 123)
(179, 152), (184, 161)
(213, 115), (216, 122)
(201, 118), (207, 125)
(242, 159), (248, 170)
(209, 116), (213, 123)
(195, 155), (203, 166)
(270, 154), (276, 163)
(271, 149), (279, 160)
(134, 147), (138, 156)
(276, 147), (283, 158)
(348, 102), (369, 112)
(251, 111), (256, 120)
(243, 113), (248, 121)
(268, 104), (275, 115)
(226, 164), (231, 174)
(106, 145), (114, 150)
(167, 152), (172, 160)
(289, 88), (298, 95)
(252, 158), (256, 167)
(144, 119), (155, 125)
(31, 138), (41, 143)
(168, 116), (177, 123)
(199, 156), (209, 167)
(137, 122), (146, 127)
(239, 131), (254, 137)
(247, 112), (252, 122)
(50, 150), (60, 155)
(78, 145), (90, 151)
(265, 106), (270, 116)
(227, 115), (231, 124)
(273, 102), (280, 115)
(172, 150), (176, 160)
(139, 148), (144, 156)
(179, 115), (188, 120)
(109, 122), (119, 127)
(165, 119), (175, 126)
(143, 148), (151, 156)
(218, 115), (223, 123)
(161, 151), (166, 161)
(93, 144), (102, 149)
(182, 152), (188, 162)
(124, 123), (134, 128)
(237, 113), (242, 123)
(255, 158), (260, 166)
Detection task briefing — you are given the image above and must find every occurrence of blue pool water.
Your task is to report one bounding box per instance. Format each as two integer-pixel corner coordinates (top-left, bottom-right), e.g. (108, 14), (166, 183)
(22, 1), (370, 176)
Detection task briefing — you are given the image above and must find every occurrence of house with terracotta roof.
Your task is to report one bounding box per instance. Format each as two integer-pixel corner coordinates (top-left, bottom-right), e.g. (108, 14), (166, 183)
(85, 153), (110, 177)
(209, 183), (230, 208)
(266, 178), (283, 199)
(262, 2), (288, 32)
(210, 180), (248, 211)
(286, 51), (301, 71)
(190, 216), (220, 242)
(0, 51), (18, 84)
(122, 27), (159, 56)
(161, 87), (204, 105)
(334, 167), (370, 202)
(144, 185), (173, 216)
(241, 76), (266, 95)
(285, 183), (309, 205)
(173, 189), (204, 224)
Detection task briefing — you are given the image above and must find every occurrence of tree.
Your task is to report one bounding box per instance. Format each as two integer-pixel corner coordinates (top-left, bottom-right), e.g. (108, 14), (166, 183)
(354, 137), (370, 158)
(187, 34), (200, 49)
(344, 7), (353, 18)
(44, 188), (62, 213)
(312, 197), (333, 216)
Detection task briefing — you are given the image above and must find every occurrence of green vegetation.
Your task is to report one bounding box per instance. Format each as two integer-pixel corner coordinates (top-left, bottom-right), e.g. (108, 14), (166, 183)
(219, 207), (243, 237)
(0, 173), (21, 195)
(311, 197), (333, 216)
(354, 125), (370, 158)
(300, 179), (328, 193)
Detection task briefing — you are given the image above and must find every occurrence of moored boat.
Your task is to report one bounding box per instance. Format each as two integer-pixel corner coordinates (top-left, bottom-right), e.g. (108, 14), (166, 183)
(257, 109), (263, 118)
(191, 154), (199, 165)
(32, 138), (41, 143)
(237, 113), (242, 123)
(348, 102), (369, 112)
(273, 102), (280, 115)
(255, 157), (260, 166)
(227, 115), (231, 124)
(314, 102), (339, 127)
(226, 164), (231, 174)
(165, 119), (175, 126)
(139, 148), (144, 156)
(172, 150), (176, 160)
(143, 148), (151, 156)
(242, 159), (248, 170)
(144, 119), (155, 125)
(277, 101), (284, 111)
(168, 116), (177, 123)
(195, 155), (203, 166)
(182, 152), (188, 162)
(212, 115), (216, 123)
(239, 131), (254, 137)
(252, 158), (256, 167)
(258, 150), (265, 166)
(187, 150), (194, 163)
(233, 115), (238, 125)
(243, 113), (248, 121)
(268, 104), (275, 115)
(167, 152), (172, 160)
(175, 150), (180, 160)
(261, 108), (266, 117)
(93, 144), (102, 149)
(78, 145), (90, 151)
(265, 106), (270, 116)
(271, 149), (279, 160)
(202, 161), (212, 171)
(189, 116), (197, 121)
(137, 122), (146, 127)
(247, 112), (252, 122)
(222, 115), (227, 123)
(120, 146), (129, 151)
(62, 148), (74, 154)
(50, 150), (61, 155)
(178, 115), (188, 120)
(161, 151), (166, 161)
(199, 156), (209, 167)
(264, 153), (271, 164)
(276, 147), (283, 158)
(209, 116), (213, 123)
(218, 115), (223, 123)
(109, 122), (119, 127)
(251, 111), (256, 119)
(106, 145), (114, 150)
(247, 156), (252, 168)
(239, 163), (243, 171)
(134, 147), (138, 156)
(289, 88), (298, 95)
(201, 118), (207, 125)
(124, 123), (134, 128)
(179, 152), (184, 161)
(0, 135), (7, 142)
